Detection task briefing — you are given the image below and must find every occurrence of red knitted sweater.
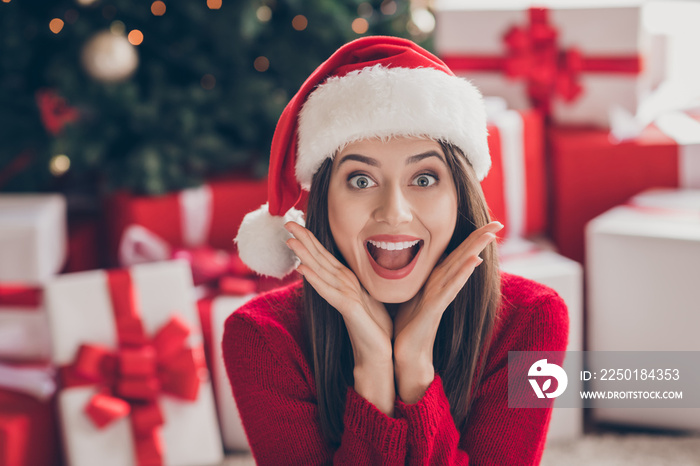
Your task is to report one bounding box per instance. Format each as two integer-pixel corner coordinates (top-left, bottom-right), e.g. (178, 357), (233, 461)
(222, 272), (569, 465)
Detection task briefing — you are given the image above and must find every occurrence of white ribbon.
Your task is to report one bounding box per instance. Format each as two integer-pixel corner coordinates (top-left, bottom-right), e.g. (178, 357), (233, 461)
(485, 97), (527, 240)
(119, 185), (214, 267)
(0, 363), (56, 401)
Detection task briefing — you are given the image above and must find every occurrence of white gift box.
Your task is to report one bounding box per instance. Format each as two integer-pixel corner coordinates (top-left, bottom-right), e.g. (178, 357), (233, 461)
(434, 0), (662, 128)
(43, 260), (224, 466)
(499, 239), (584, 441)
(586, 188), (700, 430)
(0, 194), (67, 284)
(210, 294), (257, 452)
(0, 305), (51, 361)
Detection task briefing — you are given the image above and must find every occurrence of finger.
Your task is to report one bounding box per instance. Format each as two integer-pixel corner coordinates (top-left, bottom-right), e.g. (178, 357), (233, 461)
(437, 224), (500, 275)
(286, 237), (346, 289)
(296, 264), (350, 312)
(439, 232), (496, 284)
(285, 222), (345, 272)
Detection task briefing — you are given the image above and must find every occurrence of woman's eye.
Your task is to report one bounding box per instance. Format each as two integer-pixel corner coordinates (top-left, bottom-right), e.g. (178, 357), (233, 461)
(348, 175), (376, 189)
(412, 174), (437, 187)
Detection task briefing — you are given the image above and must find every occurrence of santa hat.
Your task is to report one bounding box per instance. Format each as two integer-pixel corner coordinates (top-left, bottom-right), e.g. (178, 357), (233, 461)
(235, 36), (490, 278)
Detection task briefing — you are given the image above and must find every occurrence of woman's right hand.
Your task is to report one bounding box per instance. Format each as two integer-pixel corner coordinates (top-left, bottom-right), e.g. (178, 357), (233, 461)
(284, 222), (393, 368)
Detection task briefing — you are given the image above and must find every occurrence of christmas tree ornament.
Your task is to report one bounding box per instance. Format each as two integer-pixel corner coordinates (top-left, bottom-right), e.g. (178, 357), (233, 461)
(80, 30), (138, 82)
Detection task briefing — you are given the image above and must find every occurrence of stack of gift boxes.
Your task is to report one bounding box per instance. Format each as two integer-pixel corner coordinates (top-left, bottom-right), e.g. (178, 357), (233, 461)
(435, 0), (700, 435)
(0, 177), (277, 464)
(0, 195), (66, 466)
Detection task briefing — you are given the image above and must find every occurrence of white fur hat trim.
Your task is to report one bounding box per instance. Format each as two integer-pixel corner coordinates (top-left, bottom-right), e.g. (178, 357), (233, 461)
(234, 203), (305, 278)
(296, 65), (490, 189)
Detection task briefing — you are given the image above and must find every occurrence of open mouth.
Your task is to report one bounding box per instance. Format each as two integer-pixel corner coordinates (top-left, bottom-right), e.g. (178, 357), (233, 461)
(365, 238), (423, 279)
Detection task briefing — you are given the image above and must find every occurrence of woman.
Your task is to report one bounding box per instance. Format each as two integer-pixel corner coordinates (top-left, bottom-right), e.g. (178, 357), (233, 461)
(225, 36), (568, 465)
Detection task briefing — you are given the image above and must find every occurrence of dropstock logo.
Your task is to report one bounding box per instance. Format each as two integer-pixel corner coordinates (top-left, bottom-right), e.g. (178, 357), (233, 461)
(528, 359), (568, 399)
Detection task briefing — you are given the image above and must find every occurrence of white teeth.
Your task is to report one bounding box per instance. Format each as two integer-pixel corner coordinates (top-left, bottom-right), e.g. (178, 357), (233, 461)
(367, 239), (420, 250)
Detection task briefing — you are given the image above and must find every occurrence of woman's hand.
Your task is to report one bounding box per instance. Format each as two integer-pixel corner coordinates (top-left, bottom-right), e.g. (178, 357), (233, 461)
(284, 222), (393, 367)
(392, 221), (503, 403)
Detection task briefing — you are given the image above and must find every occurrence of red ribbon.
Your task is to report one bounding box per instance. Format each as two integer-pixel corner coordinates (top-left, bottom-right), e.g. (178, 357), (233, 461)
(441, 7), (642, 115)
(61, 269), (204, 466)
(0, 285), (42, 308)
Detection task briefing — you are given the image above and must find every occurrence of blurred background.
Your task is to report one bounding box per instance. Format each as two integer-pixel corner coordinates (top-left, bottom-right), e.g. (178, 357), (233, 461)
(2, 0), (700, 465)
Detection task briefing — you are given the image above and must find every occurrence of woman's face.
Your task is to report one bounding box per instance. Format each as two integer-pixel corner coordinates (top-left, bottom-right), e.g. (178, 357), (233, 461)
(327, 136), (458, 303)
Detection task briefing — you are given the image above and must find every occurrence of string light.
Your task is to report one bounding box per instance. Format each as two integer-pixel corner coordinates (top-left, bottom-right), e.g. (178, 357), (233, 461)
(151, 1), (166, 16)
(128, 29), (143, 46)
(292, 15), (307, 31)
(207, 0), (222, 10)
(380, 0), (397, 16)
(110, 20), (125, 35)
(49, 155), (70, 176)
(201, 74), (216, 90)
(351, 18), (369, 34)
(256, 6), (272, 22)
(254, 56), (269, 72)
(49, 18), (65, 34)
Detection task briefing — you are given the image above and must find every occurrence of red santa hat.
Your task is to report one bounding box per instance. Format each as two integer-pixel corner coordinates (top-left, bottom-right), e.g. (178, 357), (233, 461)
(235, 36), (490, 278)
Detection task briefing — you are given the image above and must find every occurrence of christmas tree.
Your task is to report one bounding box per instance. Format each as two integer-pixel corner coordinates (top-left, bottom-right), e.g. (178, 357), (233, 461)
(0, 0), (429, 197)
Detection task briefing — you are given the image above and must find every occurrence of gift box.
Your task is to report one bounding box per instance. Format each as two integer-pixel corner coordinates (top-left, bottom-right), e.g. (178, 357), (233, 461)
(434, 2), (660, 128)
(482, 98), (546, 239)
(104, 176), (268, 268)
(198, 294), (257, 452)
(0, 194), (67, 285)
(0, 364), (60, 466)
(43, 261), (223, 466)
(549, 111), (700, 263)
(499, 238), (584, 441)
(0, 299), (51, 361)
(586, 188), (700, 430)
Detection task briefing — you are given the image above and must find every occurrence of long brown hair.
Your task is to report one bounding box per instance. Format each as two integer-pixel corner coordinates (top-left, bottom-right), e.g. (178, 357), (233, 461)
(303, 141), (501, 445)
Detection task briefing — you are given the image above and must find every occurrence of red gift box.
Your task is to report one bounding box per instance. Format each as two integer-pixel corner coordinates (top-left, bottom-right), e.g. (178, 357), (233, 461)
(482, 105), (546, 239)
(0, 387), (59, 466)
(548, 119), (700, 263)
(104, 175), (268, 267)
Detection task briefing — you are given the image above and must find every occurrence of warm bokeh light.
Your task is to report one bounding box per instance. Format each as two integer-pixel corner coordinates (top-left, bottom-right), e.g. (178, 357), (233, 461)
(201, 74), (216, 90)
(256, 6), (272, 22)
(254, 56), (269, 72)
(110, 20), (126, 35)
(292, 15), (308, 31)
(1, 0), (11, 4)
(351, 17), (369, 34)
(357, 2), (373, 18)
(49, 155), (71, 176)
(410, 8), (435, 34)
(49, 18), (65, 34)
(207, 0), (222, 10)
(380, 0), (397, 16)
(128, 29), (144, 46)
(151, 1), (166, 16)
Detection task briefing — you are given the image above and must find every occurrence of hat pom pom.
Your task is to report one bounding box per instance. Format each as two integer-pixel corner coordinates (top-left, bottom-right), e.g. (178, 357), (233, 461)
(234, 204), (305, 279)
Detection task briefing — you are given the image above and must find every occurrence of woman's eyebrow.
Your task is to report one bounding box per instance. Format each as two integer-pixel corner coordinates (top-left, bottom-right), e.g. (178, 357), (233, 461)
(406, 150), (447, 166)
(336, 150), (446, 171)
(336, 154), (380, 170)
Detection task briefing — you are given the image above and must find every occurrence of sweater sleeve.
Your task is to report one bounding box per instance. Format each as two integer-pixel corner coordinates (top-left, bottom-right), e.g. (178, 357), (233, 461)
(393, 291), (569, 466)
(222, 310), (409, 466)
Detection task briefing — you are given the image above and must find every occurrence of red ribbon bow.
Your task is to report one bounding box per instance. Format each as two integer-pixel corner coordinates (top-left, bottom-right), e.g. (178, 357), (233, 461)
(61, 270), (205, 466)
(441, 7), (642, 116)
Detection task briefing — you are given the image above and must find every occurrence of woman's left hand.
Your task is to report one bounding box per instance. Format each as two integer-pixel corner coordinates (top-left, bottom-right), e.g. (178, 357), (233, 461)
(392, 221), (503, 403)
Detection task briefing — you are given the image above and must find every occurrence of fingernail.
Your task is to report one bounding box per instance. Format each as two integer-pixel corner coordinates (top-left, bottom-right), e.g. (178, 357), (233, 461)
(476, 256), (484, 265)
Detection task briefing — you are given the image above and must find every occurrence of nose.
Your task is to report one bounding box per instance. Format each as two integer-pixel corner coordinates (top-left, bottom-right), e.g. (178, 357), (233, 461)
(373, 184), (413, 226)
